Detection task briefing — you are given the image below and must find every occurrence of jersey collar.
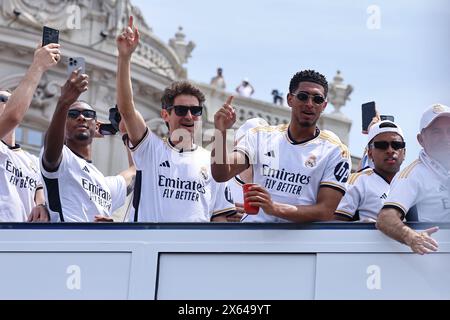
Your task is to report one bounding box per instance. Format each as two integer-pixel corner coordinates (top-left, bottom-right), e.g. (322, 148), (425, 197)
(234, 175), (245, 186)
(373, 169), (391, 184)
(168, 138), (198, 153)
(71, 149), (92, 163)
(1, 140), (21, 151)
(286, 126), (320, 145)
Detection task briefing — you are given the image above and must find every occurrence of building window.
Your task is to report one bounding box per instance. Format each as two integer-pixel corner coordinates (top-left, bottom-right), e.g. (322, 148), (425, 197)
(15, 126), (44, 156)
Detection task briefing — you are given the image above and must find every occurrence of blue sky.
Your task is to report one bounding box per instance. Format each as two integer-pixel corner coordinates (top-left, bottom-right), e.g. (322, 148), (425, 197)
(132, 0), (450, 166)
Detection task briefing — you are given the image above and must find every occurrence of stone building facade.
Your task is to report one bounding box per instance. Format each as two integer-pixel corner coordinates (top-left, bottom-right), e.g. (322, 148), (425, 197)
(0, 0), (358, 176)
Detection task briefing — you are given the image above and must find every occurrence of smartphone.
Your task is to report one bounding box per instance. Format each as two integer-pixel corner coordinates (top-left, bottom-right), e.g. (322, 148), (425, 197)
(42, 26), (59, 46)
(98, 123), (118, 136)
(361, 101), (377, 133)
(108, 106), (121, 130)
(380, 115), (395, 122)
(67, 57), (85, 75)
(98, 107), (121, 136)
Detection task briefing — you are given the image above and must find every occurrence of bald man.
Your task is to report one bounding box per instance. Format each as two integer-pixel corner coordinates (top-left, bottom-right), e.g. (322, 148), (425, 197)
(41, 70), (135, 222)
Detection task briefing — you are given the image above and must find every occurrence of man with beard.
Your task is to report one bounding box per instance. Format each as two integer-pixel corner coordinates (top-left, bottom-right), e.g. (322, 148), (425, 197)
(212, 70), (351, 223)
(40, 70), (135, 222)
(377, 104), (450, 254)
(335, 121), (406, 222)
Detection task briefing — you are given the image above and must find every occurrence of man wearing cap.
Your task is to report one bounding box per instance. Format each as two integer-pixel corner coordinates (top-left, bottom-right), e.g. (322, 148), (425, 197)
(335, 121), (406, 222)
(115, 17), (235, 222)
(377, 104), (450, 254)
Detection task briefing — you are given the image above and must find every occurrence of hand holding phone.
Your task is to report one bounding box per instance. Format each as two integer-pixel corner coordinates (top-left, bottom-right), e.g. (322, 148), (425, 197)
(42, 26), (59, 46)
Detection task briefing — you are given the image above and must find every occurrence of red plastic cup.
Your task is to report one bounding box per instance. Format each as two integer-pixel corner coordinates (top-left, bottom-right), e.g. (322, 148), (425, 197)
(243, 183), (259, 215)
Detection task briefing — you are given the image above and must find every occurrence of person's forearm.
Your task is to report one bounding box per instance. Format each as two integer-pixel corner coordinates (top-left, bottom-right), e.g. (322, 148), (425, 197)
(211, 129), (232, 182)
(119, 165), (136, 196)
(376, 210), (413, 245)
(272, 202), (335, 222)
(0, 64), (45, 138)
(43, 102), (69, 169)
(116, 56), (134, 117)
(125, 146), (134, 167)
(34, 188), (46, 206)
(116, 56), (146, 144)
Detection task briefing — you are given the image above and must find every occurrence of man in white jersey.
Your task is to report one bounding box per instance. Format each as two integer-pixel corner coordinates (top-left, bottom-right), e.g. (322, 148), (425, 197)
(40, 71), (135, 222)
(0, 43), (60, 222)
(335, 121), (406, 222)
(377, 104), (450, 254)
(115, 17), (235, 222)
(212, 70), (351, 223)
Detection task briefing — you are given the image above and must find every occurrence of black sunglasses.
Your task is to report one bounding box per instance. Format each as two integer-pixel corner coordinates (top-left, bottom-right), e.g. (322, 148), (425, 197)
(68, 109), (97, 120)
(371, 140), (406, 150)
(166, 105), (203, 117)
(0, 95), (9, 103)
(292, 92), (325, 104)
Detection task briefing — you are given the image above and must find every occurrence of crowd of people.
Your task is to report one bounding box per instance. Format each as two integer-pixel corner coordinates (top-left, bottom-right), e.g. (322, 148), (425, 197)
(1, 16), (449, 255)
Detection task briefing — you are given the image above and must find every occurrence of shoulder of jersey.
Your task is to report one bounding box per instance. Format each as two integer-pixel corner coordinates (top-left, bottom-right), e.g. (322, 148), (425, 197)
(249, 124), (287, 134)
(319, 130), (350, 158)
(347, 168), (373, 185)
(398, 159), (422, 179)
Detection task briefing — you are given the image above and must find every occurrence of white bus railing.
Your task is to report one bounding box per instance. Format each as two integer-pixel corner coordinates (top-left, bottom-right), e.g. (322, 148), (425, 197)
(0, 223), (449, 300)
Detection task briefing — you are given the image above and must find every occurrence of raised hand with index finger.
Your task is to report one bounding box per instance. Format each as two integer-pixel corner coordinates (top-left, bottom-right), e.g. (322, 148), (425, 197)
(214, 96), (237, 132)
(117, 15), (140, 57)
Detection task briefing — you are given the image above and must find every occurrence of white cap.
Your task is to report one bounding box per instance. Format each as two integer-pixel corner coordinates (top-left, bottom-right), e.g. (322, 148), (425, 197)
(367, 120), (404, 144)
(243, 77), (249, 82)
(419, 103), (450, 132)
(235, 117), (269, 143)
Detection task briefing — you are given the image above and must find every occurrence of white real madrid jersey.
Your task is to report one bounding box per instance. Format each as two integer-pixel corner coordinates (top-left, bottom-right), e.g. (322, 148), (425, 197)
(335, 168), (390, 221)
(130, 129), (236, 222)
(40, 145), (126, 222)
(229, 176), (245, 205)
(384, 159), (450, 222)
(235, 125), (351, 223)
(0, 142), (38, 221)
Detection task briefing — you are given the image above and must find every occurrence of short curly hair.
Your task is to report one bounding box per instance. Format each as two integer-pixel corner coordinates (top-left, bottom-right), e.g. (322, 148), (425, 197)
(161, 81), (205, 109)
(289, 70), (328, 97)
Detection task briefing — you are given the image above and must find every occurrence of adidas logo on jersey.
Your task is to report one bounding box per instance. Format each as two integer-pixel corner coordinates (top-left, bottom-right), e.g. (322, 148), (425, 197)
(82, 166), (90, 173)
(160, 161), (171, 168)
(265, 151), (276, 158)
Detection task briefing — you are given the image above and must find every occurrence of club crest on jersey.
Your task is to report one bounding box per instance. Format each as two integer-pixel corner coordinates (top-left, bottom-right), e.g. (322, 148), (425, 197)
(334, 161), (350, 183)
(305, 155), (317, 168)
(200, 167), (209, 180)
